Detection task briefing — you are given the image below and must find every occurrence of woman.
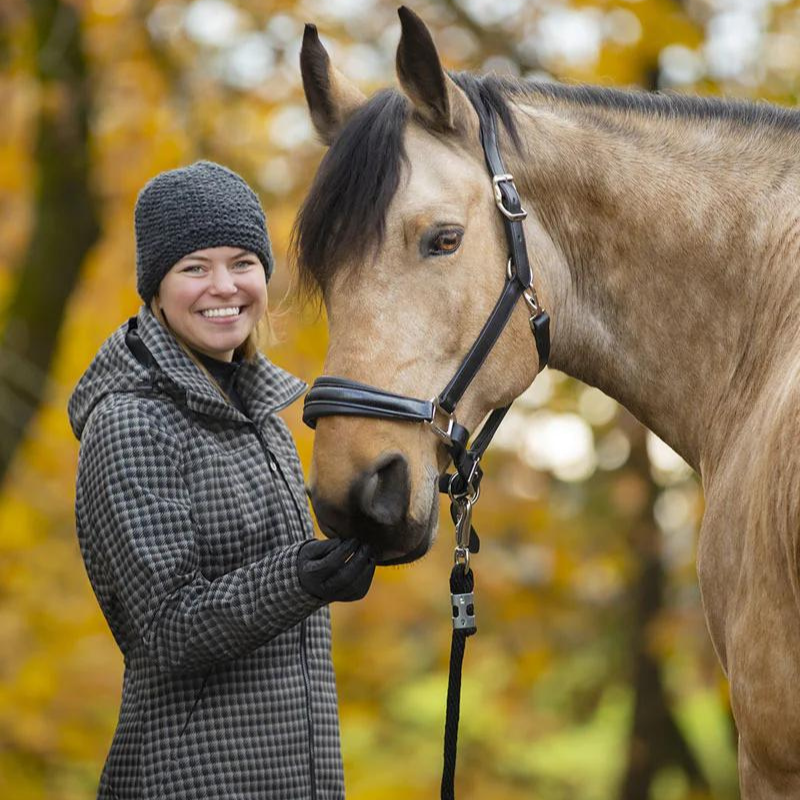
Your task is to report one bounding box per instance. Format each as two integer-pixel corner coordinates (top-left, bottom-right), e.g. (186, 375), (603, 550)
(67, 160), (375, 799)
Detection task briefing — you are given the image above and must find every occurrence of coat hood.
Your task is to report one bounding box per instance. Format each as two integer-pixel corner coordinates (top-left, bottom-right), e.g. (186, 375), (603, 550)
(67, 305), (306, 441)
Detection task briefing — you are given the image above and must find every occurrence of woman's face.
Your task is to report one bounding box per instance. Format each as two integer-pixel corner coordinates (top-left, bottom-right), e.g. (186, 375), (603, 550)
(157, 246), (268, 361)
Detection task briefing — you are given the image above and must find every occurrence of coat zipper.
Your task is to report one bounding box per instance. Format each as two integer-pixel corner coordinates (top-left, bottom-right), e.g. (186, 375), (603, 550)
(251, 422), (317, 800)
(299, 618), (317, 799)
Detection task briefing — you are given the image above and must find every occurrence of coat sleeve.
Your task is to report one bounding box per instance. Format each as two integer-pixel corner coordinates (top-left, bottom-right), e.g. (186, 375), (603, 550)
(76, 398), (324, 677)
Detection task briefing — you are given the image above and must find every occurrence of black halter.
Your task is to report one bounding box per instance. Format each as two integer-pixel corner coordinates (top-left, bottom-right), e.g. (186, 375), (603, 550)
(302, 94), (551, 503)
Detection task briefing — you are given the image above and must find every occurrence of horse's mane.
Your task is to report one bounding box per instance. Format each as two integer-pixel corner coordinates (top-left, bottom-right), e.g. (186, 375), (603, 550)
(515, 78), (800, 132)
(292, 73), (800, 297)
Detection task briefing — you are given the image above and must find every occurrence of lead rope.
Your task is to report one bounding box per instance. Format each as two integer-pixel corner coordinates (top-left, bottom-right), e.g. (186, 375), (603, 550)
(441, 482), (480, 800)
(442, 559), (475, 800)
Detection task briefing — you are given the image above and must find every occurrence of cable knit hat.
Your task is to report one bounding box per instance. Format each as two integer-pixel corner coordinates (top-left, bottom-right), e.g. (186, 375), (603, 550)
(134, 160), (274, 304)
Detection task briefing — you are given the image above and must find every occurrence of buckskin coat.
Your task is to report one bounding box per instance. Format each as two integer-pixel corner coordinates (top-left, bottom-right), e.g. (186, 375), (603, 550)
(67, 305), (344, 800)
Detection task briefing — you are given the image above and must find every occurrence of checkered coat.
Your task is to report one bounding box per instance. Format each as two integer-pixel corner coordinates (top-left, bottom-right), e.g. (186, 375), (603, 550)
(67, 306), (344, 800)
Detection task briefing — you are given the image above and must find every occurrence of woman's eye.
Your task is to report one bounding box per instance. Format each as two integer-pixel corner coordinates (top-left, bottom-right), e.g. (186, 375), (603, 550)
(234, 260), (255, 269)
(428, 228), (463, 256)
(183, 265), (204, 273)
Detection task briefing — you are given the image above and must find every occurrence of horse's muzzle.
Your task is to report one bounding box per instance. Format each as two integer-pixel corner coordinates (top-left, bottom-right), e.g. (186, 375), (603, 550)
(309, 452), (433, 565)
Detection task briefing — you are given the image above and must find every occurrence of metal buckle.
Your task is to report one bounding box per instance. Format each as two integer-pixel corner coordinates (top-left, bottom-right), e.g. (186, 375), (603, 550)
(429, 398), (456, 445)
(492, 174), (527, 221)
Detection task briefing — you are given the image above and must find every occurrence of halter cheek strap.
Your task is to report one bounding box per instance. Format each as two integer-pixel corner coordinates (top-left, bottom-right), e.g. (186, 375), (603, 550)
(302, 93), (551, 501)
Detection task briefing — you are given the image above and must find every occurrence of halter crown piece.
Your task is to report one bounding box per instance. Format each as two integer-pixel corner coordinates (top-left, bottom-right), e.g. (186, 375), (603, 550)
(302, 93), (551, 800)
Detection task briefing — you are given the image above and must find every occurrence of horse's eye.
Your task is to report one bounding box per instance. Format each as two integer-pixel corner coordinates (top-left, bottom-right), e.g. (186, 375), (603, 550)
(427, 228), (463, 257)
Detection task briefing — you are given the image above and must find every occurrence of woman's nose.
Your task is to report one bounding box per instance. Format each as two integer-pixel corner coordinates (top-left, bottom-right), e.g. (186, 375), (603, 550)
(209, 266), (237, 294)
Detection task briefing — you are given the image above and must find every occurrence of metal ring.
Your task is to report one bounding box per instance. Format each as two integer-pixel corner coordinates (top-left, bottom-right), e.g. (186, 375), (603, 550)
(447, 472), (463, 502)
(448, 473), (481, 504)
(454, 547), (471, 570)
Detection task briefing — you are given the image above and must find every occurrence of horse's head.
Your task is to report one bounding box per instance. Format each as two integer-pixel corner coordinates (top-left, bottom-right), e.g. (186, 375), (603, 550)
(295, 8), (550, 564)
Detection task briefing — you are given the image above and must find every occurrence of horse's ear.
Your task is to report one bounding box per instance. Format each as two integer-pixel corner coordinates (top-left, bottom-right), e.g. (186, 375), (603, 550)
(395, 6), (476, 136)
(300, 24), (367, 146)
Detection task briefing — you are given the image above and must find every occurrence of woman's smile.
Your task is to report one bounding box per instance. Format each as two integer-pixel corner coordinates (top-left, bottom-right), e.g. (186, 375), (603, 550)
(198, 304), (250, 322)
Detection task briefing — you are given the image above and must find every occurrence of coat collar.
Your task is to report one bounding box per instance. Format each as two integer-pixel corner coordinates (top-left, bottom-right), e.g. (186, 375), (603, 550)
(134, 305), (306, 425)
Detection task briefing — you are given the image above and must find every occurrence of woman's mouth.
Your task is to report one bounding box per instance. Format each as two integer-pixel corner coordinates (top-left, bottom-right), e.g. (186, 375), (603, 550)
(198, 305), (248, 322)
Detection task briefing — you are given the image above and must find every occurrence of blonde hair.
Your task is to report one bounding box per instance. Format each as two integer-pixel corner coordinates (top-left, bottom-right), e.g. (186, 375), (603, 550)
(149, 294), (274, 403)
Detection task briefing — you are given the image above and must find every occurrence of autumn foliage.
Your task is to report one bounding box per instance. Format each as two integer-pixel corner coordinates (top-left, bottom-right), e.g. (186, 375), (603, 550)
(2, 0), (799, 797)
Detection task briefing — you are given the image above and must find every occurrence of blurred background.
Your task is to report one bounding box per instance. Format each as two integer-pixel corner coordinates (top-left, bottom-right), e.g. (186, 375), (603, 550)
(2, 0), (799, 797)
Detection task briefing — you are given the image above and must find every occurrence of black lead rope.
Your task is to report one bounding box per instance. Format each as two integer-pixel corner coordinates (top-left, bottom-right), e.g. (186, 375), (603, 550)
(440, 464), (481, 800)
(442, 562), (476, 800)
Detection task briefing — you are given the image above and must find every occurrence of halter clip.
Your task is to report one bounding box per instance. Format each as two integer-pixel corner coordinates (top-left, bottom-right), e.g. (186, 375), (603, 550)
(454, 496), (474, 552)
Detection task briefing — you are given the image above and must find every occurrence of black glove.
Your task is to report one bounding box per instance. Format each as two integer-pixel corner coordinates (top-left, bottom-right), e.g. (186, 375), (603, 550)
(297, 538), (376, 603)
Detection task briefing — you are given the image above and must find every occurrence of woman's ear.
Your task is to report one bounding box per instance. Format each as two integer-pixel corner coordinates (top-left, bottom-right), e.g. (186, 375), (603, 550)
(300, 24), (367, 145)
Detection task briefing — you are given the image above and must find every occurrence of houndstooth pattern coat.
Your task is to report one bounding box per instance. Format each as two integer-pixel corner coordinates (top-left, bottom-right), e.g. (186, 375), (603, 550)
(67, 305), (345, 800)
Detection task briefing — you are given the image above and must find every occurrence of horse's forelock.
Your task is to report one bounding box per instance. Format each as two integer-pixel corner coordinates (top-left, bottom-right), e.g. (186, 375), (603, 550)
(292, 89), (411, 300)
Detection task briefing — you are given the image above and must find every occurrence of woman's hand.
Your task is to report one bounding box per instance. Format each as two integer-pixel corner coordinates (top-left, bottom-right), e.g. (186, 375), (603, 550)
(297, 538), (376, 602)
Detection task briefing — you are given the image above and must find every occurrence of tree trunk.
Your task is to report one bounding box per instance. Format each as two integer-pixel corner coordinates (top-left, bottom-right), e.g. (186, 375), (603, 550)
(618, 417), (709, 799)
(0, 0), (99, 483)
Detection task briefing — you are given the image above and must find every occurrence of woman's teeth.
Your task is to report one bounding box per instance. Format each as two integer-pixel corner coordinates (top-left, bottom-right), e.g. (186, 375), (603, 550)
(201, 307), (241, 318)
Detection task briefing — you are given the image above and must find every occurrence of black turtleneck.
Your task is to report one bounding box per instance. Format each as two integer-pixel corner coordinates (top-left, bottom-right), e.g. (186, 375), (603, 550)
(190, 347), (248, 415)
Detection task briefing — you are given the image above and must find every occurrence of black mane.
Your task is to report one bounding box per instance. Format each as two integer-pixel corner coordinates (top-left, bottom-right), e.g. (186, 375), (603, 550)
(292, 73), (800, 296)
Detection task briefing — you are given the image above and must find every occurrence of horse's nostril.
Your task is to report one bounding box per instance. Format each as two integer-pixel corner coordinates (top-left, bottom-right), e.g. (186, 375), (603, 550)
(354, 453), (410, 528)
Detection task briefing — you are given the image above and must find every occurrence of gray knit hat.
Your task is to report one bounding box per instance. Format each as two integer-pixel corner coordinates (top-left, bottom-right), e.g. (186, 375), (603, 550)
(134, 160), (274, 304)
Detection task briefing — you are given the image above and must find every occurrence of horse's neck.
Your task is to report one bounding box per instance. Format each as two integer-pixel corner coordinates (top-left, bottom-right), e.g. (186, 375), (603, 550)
(510, 98), (800, 474)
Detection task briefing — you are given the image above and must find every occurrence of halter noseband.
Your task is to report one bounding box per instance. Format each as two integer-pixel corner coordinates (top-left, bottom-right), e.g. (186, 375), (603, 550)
(302, 94), (551, 506)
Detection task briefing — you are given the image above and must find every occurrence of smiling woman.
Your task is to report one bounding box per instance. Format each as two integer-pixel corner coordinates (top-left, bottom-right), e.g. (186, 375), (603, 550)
(67, 159), (376, 799)
(155, 245), (268, 364)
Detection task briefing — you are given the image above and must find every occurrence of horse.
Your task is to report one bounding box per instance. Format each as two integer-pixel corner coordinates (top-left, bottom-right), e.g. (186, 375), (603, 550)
(292, 7), (800, 797)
